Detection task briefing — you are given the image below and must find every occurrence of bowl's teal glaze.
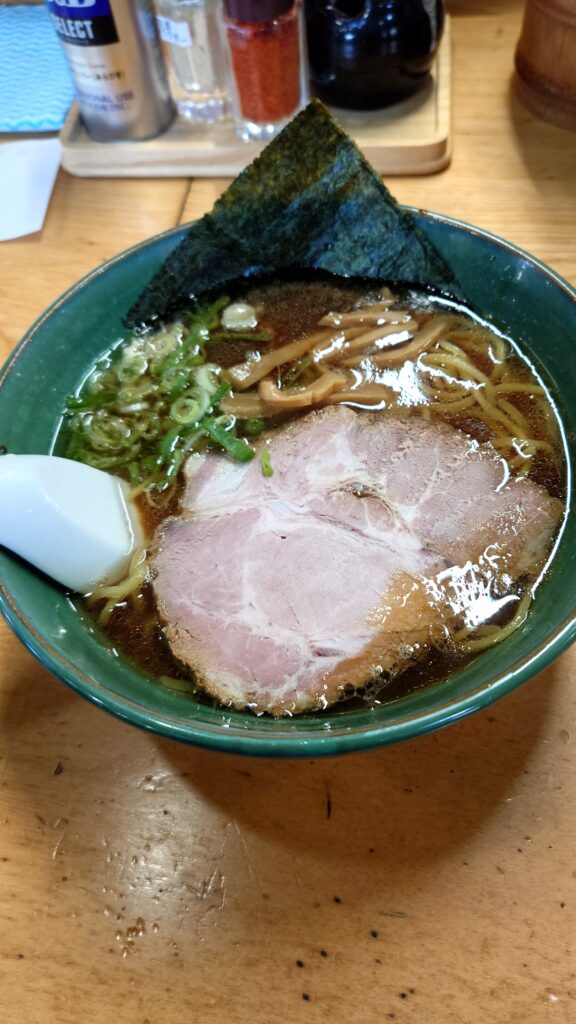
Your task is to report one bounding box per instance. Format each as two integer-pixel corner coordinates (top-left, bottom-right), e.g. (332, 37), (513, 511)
(0, 211), (574, 756)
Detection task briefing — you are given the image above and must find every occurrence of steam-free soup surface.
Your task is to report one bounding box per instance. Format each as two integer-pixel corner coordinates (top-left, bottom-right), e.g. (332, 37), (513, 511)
(63, 276), (566, 715)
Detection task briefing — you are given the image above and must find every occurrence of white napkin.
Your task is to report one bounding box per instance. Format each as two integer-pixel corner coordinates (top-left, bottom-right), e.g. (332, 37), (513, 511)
(0, 138), (61, 242)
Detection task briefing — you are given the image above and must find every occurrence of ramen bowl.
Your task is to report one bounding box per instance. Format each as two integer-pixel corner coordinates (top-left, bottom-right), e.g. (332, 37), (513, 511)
(1, 211), (575, 756)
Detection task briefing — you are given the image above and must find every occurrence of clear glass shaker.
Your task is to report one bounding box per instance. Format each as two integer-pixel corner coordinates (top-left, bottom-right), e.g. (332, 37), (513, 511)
(155, 0), (231, 122)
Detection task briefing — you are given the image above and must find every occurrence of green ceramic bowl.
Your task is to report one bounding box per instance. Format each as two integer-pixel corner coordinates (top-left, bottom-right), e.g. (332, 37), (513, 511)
(1, 211), (575, 756)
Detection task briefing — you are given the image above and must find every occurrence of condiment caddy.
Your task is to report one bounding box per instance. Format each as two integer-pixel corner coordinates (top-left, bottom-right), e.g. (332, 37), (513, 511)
(59, 13), (450, 177)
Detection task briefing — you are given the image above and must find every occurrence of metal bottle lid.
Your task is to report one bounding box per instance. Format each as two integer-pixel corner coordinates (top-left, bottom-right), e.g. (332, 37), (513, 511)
(224, 0), (294, 21)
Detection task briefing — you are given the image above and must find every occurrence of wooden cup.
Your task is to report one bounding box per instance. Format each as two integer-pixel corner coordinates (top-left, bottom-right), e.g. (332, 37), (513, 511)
(514, 0), (576, 130)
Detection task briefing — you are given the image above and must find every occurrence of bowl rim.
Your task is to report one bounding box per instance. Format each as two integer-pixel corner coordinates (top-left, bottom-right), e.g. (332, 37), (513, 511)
(1, 208), (575, 757)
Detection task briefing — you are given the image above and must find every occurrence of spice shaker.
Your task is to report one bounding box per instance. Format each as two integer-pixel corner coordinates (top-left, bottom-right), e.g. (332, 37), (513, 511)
(222, 0), (309, 141)
(155, 0), (231, 122)
(45, 0), (175, 141)
(304, 0), (444, 110)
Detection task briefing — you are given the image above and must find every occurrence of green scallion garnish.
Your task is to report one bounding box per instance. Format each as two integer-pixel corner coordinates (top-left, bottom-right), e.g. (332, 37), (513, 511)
(63, 300), (267, 496)
(261, 449), (274, 477)
(203, 418), (255, 462)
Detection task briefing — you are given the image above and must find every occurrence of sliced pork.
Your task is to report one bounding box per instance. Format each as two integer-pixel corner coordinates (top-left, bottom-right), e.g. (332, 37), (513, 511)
(152, 407), (563, 715)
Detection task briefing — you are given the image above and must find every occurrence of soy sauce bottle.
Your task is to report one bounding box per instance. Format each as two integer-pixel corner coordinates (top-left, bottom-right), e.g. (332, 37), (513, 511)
(304, 0), (444, 110)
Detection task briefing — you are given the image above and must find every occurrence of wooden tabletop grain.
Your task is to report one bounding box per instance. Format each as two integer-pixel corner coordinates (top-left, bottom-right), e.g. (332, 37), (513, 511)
(1, 3), (576, 1022)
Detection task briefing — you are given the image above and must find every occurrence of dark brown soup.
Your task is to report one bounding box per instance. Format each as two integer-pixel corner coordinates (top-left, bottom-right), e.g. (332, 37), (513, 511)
(62, 276), (566, 715)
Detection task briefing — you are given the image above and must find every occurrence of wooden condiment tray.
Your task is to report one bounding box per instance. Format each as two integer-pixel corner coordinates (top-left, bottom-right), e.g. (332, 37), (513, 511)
(60, 16), (451, 178)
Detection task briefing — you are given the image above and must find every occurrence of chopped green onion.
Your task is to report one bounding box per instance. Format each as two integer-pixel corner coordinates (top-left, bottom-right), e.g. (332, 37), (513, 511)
(183, 324), (209, 348)
(281, 355), (311, 387)
(203, 418), (255, 462)
(165, 448), (187, 480)
(116, 353), (148, 382)
(86, 413), (132, 450)
(170, 390), (205, 425)
(202, 295), (230, 325)
(66, 390), (117, 411)
(206, 379), (232, 408)
(209, 330), (273, 343)
(261, 449), (274, 477)
(118, 380), (154, 403)
(242, 417), (266, 437)
(64, 300), (259, 494)
(195, 364), (219, 394)
(158, 424), (182, 464)
(127, 461), (141, 486)
(82, 452), (128, 471)
(213, 413), (236, 431)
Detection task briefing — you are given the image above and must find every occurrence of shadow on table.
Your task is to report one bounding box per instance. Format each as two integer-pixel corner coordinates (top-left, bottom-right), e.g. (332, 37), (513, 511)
(0, 631), (562, 886)
(508, 79), (576, 204)
(155, 664), (558, 869)
(0, 637), (566, 990)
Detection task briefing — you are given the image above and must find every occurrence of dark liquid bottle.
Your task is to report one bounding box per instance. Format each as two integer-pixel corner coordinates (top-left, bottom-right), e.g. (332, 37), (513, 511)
(304, 0), (444, 110)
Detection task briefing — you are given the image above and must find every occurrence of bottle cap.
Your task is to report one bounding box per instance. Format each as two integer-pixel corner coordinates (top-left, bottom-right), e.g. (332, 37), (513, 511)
(224, 0), (294, 21)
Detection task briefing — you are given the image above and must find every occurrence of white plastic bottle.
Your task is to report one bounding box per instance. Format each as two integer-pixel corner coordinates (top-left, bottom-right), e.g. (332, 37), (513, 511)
(45, 0), (175, 141)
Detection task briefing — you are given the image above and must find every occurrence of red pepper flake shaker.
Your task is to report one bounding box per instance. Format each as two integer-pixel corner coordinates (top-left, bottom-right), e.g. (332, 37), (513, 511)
(223, 0), (308, 141)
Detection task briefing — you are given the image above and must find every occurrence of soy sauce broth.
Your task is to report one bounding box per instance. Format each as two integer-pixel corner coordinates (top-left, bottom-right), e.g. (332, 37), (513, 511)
(65, 275), (567, 714)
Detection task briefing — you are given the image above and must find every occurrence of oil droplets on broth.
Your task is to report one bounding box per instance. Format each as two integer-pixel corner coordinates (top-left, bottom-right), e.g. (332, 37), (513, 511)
(62, 275), (567, 716)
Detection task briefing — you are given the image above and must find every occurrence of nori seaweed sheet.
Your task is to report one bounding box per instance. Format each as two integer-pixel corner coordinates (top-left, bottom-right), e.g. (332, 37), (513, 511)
(126, 101), (459, 328)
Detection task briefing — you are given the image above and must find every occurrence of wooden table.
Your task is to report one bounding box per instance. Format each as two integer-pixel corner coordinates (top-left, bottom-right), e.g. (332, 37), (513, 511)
(1, 3), (576, 1021)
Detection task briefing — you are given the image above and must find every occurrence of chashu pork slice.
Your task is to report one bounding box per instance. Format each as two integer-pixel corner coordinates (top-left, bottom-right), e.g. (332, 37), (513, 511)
(152, 407), (563, 715)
